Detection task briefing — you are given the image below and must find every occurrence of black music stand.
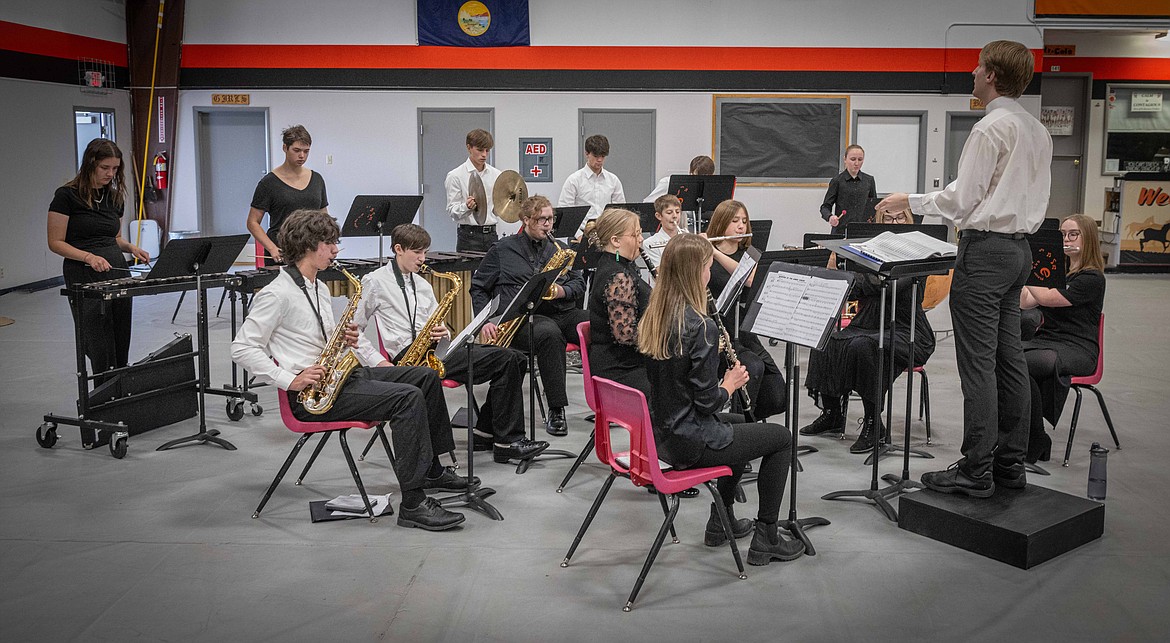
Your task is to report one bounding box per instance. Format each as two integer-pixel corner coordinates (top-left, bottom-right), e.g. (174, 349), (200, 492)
(433, 298), (504, 520)
(667, 174), (735, 232)
(817, 237), (954, 521)
(340, 195), (423, 265)
(740, 260), (854, 554)
(804, 233), (843, 249)
(553, 205), (591, 240)
(155, 234), (251, 452)
(491, 267), (575, 474)
(605, 202), (658, 233)
(1027, 228), (1067, 289)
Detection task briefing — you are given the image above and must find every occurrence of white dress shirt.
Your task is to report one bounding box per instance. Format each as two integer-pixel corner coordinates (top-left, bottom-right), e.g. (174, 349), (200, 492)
(641, 229), (673, 266)
(910, 97), (1052, 234)
(354, 263), (440, 364)
(643, 175), (670, 202)
(231, 269), (378, 391)
(445, 158), (502, 226)
(558, 165), (625, 235)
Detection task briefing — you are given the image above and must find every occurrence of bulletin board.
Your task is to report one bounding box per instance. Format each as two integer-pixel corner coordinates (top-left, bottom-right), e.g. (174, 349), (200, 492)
(713, 95), (849, 186)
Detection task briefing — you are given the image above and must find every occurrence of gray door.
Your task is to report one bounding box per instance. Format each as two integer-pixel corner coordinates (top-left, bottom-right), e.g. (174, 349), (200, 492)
(419, 109), (493, 251)
(1042, 74), (1090, 218)
(944, 113), (982, 186)
(579, 110), (655, 202)
(195, 109), (268, 240)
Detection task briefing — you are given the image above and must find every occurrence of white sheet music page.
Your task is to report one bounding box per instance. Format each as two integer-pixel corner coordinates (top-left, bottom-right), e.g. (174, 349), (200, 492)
(846, 231), (957, 264)
(442, 295), (499, 359)
(716, 250), (758, 312)
(752, 271), (808, 339)
(751, 270), (851, 348)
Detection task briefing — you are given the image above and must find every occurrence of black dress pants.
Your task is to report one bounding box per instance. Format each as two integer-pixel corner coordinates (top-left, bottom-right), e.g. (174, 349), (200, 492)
(509, 309), (589, 409)
(440, 344), (527, 444)
(63, 249), (132, 378)
(456, 226), (498, 253)
(689, 422), (792, 524)
(290, 366), (454, 492)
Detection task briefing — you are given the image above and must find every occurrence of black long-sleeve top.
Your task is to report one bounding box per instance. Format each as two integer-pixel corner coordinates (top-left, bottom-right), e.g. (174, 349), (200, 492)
(646, 308), (733, 468)
(820, 170), (877, 230)
(470, 232), (586, 318)
(588, 252), (650, 382)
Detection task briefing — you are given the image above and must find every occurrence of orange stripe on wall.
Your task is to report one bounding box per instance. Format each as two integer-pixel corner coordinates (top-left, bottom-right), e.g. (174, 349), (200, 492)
(180, 44), (988, 73)
(1035, 0), (1170, 18)
(0, 20), (127, 66)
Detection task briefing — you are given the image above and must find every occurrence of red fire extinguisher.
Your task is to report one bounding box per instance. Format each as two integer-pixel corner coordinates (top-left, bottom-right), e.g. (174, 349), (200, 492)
(153, 151), (168, 190)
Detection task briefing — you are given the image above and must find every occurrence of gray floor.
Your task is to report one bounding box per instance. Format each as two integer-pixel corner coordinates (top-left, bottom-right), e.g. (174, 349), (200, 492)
(1, 275), (1168, 642)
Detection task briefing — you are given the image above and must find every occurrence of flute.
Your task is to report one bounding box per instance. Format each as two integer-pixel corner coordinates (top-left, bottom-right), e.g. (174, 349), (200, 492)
(647, 233), (751, 249)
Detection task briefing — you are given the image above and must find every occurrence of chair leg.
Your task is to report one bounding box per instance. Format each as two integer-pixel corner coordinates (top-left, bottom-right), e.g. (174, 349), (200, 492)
(625, 492), (680, 612)
(921, 370), (932, 444)
(557, 429), (596, 493)
(337, 429), (378, 523)
(375, 423), (397, 473)
(706, 480), (747, 578)
(561, 472), (616, 566)
(296, 432), (331, 485)
(1063, 388), (1085, 467)
(215, 287), (228, 317)
(1088, 385), (1121, 450)
(253, 434), (312, 518)
(358, 429), (379, 461)
(655, 490), (680, 544)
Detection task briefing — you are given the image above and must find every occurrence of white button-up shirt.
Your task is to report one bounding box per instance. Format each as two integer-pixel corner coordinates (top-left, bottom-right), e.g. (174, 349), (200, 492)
(445, 158), (502, 226)
(558, 165), (625, 236)
(353, 263), (440, 365)
(910, 96), (1052, 234)
(231, 269), (378, 391)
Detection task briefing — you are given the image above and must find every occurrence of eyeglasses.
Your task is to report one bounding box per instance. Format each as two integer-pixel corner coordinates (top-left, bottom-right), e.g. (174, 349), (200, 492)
(881, 213), (909, 223)
(1062, 229), (1081, 240)
(530, 216), (554, 225)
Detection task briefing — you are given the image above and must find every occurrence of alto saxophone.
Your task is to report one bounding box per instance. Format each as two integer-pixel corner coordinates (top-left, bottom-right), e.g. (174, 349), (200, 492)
(298, 263), (363, 415)
(488, 240), (576, 348)
(397, 265), (461, 378)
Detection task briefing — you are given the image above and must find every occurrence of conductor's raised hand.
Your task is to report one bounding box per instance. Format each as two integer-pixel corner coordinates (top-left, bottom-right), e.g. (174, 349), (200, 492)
(875, 193), (911, 217)
(290, 365), (327, 391)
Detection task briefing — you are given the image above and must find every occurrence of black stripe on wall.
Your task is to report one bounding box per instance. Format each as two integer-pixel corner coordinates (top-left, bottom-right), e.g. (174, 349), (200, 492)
(0, 50), (129, 89)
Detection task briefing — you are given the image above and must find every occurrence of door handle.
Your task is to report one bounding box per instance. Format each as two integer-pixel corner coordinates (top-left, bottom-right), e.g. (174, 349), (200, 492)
(1072, 158), (1081, 167)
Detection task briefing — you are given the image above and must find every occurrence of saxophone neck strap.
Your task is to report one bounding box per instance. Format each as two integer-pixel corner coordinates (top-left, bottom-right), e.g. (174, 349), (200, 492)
(390, 259), (418, 341)
(285, 264), (327, 341)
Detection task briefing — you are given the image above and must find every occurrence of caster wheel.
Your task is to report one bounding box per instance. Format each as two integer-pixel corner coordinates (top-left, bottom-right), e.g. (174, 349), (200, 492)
(110, 437), (128, 459)
(226, 399), (245, 421)
(36, 423), (58, 448)
(250, 403), (263, 416)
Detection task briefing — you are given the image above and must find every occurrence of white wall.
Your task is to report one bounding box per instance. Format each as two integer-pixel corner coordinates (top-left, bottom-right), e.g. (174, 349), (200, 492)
(1, 0), (126, 42)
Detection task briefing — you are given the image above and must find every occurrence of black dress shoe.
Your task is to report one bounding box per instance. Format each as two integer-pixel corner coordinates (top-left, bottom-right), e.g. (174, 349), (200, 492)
(421, 467), (480, 492)
(993, 462), (1027, 489)
(800, 410), (846, 436)
(546, 407), (568, 437)
(397, 497), (465, 531)
(921, 461), (995, 498)
(493, 438), (550, 463)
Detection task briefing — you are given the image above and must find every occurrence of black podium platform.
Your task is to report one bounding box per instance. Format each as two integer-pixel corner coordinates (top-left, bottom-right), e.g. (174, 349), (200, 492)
(898, 485), (1104, 569)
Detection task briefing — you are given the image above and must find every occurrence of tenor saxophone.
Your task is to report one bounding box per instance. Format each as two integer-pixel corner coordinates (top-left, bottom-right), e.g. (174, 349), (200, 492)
(298, 263), (363, 415)
(488, 240), (576, 348)
(396, 265), (461, 378)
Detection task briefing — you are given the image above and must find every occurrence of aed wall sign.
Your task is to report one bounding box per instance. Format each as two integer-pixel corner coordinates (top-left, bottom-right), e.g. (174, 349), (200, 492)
(212, 94), (251, 105)
(519, 138), (553, 183)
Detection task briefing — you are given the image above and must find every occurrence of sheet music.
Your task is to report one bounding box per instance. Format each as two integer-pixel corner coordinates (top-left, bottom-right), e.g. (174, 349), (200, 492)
(441, 295), (499, 360)
(844, 231), (957, 264)
(748, 270), (851, 348)
(716, 250), (758, 312)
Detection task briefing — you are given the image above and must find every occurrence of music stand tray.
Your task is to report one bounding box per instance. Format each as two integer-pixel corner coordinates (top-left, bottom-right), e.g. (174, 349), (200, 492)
(1027, 228), (1066, 289)
(604, 202), (658, 233)
(667, 174), (735, 231)
(553, 206), (591, 239)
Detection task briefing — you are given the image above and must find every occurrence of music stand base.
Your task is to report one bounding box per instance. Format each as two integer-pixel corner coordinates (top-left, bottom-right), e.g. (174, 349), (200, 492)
(863, 442), (933, 466)
(822, 486), (901, 522)
(156, 428), (237, 451)
(779, 516), (830, 555)
(436, 486), (503, 521)
(880, 474), (927, 491)
(515, 449), (576, 475)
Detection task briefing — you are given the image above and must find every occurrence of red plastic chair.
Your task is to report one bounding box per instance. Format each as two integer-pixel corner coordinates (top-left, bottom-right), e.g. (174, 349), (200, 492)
(561, 377), (746, 612)
(1062, 313), (1120, 466)
(251, 388), (390, 523)
(557, 321), (596, 492)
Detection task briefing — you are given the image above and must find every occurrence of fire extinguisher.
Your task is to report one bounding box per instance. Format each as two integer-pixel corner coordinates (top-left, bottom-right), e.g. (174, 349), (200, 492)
(153, 151), (168, 191)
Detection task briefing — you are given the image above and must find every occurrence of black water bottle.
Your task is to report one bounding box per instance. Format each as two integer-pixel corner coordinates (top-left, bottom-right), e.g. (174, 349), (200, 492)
(1087, 442), (1109, 500)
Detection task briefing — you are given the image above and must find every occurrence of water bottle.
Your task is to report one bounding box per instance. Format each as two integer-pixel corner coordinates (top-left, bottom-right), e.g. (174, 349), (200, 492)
(1087, 442), (1109, 500)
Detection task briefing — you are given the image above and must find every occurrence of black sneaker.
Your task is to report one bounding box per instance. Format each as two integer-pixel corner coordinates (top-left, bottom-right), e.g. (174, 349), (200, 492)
(421, 467), (479, 492)
(397, 497), (465, 531)
(704, 502), (755, 547)
(800, 410), (846, 436)
(493, 438), (550, 463)
(546, 407), (568, 437)
(921, 461), (995, 498)
(993, 462), (1027, 490)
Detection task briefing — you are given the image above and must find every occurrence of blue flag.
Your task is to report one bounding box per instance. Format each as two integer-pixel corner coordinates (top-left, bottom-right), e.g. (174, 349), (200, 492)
(418, 0), (530, 47)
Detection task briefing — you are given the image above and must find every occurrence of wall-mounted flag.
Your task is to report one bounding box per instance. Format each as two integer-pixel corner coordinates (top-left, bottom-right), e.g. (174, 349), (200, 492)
(418, 0), (530, 47)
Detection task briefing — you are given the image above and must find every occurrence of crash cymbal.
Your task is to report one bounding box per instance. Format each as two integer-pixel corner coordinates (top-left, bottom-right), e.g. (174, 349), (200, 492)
(492, 170), (528, 223)
(468, 172), (488, 225)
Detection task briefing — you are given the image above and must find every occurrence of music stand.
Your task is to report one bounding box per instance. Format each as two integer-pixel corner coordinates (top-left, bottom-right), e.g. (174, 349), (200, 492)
(667, 174), (735, 232)
(1027, 228), (1067, 289)
(816, 237), (954, 521)
(553, 206), (591, 240)
(340, 195), (423, 265)
(490, 267), (576, 474)
(845, 222), (950, 243)
(804, 233), (843, 249)
(604, 202), (658, 233)
(750, 219), (772, 252)
(741, 260), (854, 553)
(154, 234), (251, 452)
(433, 297), (504, 520)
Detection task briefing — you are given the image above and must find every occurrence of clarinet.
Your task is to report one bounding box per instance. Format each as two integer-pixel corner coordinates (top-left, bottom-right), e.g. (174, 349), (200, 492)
(638, 247), (659, 279)
(706, 289), (755, 421)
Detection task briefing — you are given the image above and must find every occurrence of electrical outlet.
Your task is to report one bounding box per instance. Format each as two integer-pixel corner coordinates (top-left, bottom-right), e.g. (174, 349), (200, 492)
(326, 154), (333, 165)
(933, 178), (941, 188)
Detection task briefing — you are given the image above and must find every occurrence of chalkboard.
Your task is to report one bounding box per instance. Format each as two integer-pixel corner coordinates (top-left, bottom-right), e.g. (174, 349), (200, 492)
(1104, 84), (1170, 175)
(714, 95), (848, 185)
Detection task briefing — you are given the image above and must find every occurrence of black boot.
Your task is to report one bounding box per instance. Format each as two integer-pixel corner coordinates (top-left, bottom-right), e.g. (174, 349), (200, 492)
(704, 502), (754, 547)
(800, 408), (846, 436)
(746, 521), (805, 565)
(849, 416), (874, 454)
(545, 407), (568, 436)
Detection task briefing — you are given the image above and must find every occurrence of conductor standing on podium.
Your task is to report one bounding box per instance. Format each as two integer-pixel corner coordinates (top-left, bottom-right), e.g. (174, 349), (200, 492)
(877, 40), (1052, 498)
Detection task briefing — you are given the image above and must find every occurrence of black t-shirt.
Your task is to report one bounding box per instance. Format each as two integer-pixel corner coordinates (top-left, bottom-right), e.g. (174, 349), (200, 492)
(1035, 269), (1105, 358)
(250, 171), (329, 236)
(49, 185), (124, 252)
